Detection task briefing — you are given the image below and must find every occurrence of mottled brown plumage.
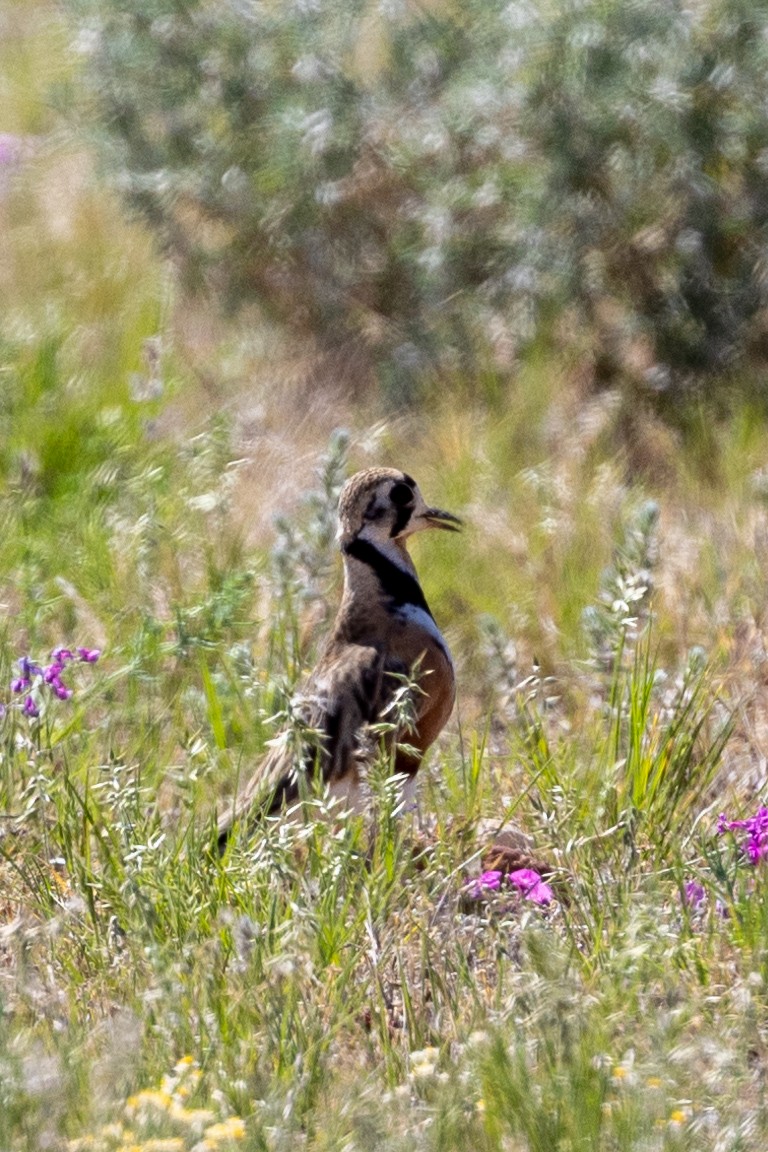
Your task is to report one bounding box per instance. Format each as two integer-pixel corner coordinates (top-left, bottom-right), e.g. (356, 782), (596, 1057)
(216, 468), (460, 850)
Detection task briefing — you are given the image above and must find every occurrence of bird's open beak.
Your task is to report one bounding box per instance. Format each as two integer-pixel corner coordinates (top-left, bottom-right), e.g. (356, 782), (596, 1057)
(421, 506), (462, 532)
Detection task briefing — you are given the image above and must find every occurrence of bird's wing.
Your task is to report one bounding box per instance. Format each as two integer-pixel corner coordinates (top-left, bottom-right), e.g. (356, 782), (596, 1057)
(216, 642), (411, 847)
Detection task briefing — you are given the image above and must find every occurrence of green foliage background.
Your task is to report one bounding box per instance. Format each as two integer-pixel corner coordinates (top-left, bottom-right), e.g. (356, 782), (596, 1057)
(76, 0), (768, 403)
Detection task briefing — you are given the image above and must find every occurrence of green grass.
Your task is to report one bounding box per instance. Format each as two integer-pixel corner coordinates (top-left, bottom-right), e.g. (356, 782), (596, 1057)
(5, 6), (768, 1151)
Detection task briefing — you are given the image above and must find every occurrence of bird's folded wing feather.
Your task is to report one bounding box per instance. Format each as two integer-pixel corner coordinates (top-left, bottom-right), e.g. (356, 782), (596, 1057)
(216, 642), (414, 844)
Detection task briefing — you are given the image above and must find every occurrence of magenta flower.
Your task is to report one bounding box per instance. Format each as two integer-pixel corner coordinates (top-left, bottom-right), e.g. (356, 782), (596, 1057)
(22, 696), (39, 718)
(77, 647), (101, 663)
(469, 871), (504, 897)
(718, 807), (768, 864)
(51, 647), (75, 663)
(44, 662), (64, 683)
(467, 868), (553, 905)
(11, 677), (29, 694)
(508, 868), (554, 906)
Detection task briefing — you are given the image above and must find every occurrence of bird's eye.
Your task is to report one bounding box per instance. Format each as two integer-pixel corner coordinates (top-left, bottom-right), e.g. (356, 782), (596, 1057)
(390, 482), (414, 507)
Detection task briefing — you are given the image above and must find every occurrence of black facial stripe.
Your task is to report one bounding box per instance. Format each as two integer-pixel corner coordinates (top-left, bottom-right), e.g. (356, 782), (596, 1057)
(402, 473), (416, 487)
(343, 538), (434, 617)
(389, 481), (415, 536)
(390, 503), (413, 537)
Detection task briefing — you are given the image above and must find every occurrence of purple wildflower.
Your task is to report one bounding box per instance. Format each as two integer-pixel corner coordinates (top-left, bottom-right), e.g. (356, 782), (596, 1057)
(4, 643), (100, 716)
(682, 880), (707, 909)
(508, 868), (554, 906)
(50, 679), (72, 701)
(718, 807), (768, 864)
(18, 657), (42, 680)
(681, 879), (728, 921)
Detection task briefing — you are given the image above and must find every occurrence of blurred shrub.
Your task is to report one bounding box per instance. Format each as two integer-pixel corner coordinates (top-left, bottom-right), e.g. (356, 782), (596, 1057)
(526, 0), (768, 402)
(73, 0), (768, 403)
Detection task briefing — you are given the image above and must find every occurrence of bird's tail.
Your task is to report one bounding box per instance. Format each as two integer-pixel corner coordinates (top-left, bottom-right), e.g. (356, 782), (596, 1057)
(215, 758), (301, 854)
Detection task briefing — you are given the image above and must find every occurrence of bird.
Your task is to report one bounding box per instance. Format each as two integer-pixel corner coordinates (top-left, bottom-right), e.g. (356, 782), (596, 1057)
(216, 467), (461, 851)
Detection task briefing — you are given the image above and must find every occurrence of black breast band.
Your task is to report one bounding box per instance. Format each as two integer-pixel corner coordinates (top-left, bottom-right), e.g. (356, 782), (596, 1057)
(343, 538), (434, 618)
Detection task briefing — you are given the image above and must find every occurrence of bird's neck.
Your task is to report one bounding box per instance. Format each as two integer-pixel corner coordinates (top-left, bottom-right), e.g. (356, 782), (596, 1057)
(337, 535), (432, 640)
(344, 532), (416, 576)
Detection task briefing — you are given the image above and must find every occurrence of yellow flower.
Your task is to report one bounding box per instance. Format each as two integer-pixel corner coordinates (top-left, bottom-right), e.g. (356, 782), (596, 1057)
(669, 1109), (688, 1125)
(66, 1138), (96, 1151)
(203, 1117), (246, 1142)
(168, 1101), (216, 1128)
(126, 1090), (172, 1116)
(175, 1056), (196, 1071)
(176, 1070), (202, 1099)
(646, 1077), (663, 1089)
(138, 1140), (185, 1152)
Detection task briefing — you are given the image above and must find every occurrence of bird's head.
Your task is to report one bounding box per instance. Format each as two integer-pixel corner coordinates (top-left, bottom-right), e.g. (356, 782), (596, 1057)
(336, 468), (461, 551)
